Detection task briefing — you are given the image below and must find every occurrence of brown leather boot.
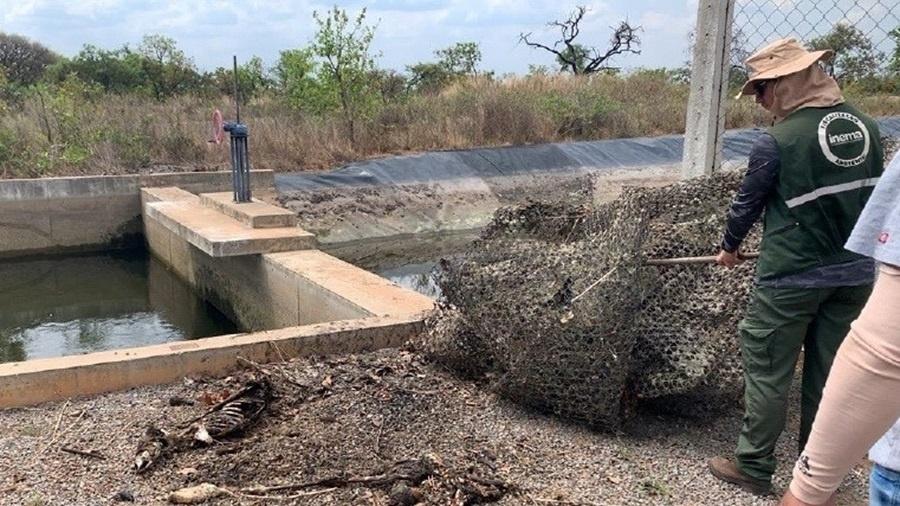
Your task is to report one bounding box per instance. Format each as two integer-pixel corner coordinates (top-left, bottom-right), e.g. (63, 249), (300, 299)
(708, 456), (772, 496)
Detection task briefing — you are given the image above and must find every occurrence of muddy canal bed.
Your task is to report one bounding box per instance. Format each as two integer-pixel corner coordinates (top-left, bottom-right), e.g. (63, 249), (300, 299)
(0, 252), (237, 363)
(0, 348), (868, 505)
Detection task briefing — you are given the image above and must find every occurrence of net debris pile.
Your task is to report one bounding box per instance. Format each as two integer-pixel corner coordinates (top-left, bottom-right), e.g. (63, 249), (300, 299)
(421, 172), (760, 428)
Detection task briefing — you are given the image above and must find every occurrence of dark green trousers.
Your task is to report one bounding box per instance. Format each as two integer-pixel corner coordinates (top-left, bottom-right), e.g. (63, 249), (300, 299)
(735, 284), (872, 482)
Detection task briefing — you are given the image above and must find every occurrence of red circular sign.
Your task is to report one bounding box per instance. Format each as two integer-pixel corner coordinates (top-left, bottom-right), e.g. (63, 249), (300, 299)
(210, 109), (224, 145)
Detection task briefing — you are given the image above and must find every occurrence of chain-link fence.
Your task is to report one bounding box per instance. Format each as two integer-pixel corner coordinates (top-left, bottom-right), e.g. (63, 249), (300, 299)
(683, 0), (898, 177)
(731, 0), (899, 83)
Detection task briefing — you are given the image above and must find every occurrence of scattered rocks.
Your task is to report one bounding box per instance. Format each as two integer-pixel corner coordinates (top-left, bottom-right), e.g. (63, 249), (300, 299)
(112, 490), (135, 502)
(167, 483), (228, 504)
(389, 482), (424, 506)
(167, 397), (194, 407)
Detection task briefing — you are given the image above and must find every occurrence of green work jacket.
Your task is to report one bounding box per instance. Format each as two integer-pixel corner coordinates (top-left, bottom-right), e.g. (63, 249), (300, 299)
(757, 103), (883, 280)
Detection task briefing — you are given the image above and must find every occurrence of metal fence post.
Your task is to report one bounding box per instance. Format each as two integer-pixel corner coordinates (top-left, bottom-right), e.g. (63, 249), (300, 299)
(682, 0), (735, 179)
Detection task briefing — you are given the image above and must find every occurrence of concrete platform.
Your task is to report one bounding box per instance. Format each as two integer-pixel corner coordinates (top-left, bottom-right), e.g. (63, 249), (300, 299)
(200, 192), (296, 228)
(144, 198), (316, 257)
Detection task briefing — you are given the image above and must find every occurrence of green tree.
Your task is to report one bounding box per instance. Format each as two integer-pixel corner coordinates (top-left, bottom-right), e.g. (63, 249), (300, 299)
(407, 42), (483, 93)
(435, 41), (482, 76)
(369, 68), (407, 103)
(527, 64), (552, 76)
(406, 61), (454, 93)
(0, 64), (24, 106)
(276, 47), (333, 112)
(209, 56), (272, 100)
(47, 45), (146, 94)
(0, 33), (59, 85)
(311, 6), (379, 144)
(809, 24), (882, 82)
(889, 27), (900, 74)
(137, 34), (202, 99)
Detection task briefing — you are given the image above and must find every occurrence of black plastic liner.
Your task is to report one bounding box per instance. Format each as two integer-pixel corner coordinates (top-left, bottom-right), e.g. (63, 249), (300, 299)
(276, 116), (900, 191)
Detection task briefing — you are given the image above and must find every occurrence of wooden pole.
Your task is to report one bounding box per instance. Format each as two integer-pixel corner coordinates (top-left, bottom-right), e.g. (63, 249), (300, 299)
(645, 252), (759, 266)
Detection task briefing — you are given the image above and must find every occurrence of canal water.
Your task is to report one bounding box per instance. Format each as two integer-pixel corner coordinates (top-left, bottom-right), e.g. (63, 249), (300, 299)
(324, 229), (479, 300)
(0, 251), (237, 363)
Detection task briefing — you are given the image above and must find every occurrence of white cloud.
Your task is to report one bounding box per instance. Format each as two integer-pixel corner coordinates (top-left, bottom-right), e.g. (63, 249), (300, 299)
(0, 0), (40, 24)
(371, 8), (451, 38)
(64, 0), (122, 17)
(0, 0), (703, 75)
(640, 9), (693, 35)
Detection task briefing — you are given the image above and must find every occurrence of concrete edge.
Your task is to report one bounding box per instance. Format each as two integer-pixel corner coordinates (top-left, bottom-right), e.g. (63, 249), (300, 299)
(0, 315), (425, 409)
(261, 253), (377, 319)
(266, 250), (436, 319)
(141, 187), (199, 205)
(0, 170), (275, 200)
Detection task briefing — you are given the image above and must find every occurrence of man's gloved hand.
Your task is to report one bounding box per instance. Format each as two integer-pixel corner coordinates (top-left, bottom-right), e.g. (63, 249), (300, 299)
(716, 249), (746, 268)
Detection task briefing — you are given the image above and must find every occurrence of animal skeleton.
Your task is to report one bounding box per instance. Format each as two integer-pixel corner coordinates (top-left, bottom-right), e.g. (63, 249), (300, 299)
(133, 377), (273, 473)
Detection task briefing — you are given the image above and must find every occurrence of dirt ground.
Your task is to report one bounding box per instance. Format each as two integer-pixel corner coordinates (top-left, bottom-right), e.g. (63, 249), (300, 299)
(0, 348), (868, 506)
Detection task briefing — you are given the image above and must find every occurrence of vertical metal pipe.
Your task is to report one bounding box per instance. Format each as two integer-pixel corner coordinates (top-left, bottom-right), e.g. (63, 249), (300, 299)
(242, 136), (252, 202)
(237, 140), (242, 202)
(238, 138), (243, 201)
(233, 55), (241, 124)
(236, 138), (244, 202)
(230, 136), (239, 202)
(239, 138), (246, 202)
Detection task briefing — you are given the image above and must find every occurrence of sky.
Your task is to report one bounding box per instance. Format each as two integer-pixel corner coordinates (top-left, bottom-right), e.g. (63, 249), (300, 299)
(1, 0), (894, 75)
(0, 0), (701, 75)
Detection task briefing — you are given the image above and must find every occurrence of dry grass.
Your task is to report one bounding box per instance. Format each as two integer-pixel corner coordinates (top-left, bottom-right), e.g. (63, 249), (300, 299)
(0, 73), (897, 178)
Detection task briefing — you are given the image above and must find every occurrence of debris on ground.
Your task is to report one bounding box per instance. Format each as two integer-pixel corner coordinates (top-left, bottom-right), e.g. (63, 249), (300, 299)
(0, 348), (867, 505)
(133, 376), (273, 473)
(167, 483), (230, 504)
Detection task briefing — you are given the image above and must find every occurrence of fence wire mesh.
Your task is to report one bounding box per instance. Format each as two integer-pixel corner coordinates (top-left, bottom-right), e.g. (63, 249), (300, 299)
(731, 0), (900, 80)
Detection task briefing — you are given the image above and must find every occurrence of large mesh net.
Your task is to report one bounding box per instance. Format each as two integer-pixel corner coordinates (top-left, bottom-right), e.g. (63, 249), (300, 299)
(420, 171), (760, 428)
(421, 129), (900, 427)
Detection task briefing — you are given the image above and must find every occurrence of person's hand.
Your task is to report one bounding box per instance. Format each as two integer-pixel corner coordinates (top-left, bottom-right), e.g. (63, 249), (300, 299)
(716, 249), (745, 268)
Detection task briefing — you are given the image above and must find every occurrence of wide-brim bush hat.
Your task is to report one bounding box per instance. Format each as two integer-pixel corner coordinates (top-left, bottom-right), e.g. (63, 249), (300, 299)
(737, 37), (833, 98)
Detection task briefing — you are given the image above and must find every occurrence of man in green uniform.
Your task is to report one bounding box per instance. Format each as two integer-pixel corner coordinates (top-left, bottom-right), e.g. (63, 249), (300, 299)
(707, 38), (884, 495)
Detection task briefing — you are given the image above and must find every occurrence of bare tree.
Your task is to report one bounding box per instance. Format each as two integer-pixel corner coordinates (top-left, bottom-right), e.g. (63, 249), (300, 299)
(519, 6), (641, 75)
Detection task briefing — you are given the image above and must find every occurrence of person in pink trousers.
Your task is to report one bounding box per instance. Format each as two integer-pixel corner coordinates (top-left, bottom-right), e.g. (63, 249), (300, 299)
(780, 148), (900, 506)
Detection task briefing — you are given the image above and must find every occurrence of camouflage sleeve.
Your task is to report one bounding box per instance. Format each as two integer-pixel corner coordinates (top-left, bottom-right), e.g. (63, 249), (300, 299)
(721, 133), (780, 252)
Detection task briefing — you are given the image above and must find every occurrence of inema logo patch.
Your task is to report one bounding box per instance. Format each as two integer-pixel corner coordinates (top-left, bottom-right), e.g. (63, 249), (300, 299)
(817, 112), (871, 168)
(828, 130), (864, 146)
(879, 232), (890, 244)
